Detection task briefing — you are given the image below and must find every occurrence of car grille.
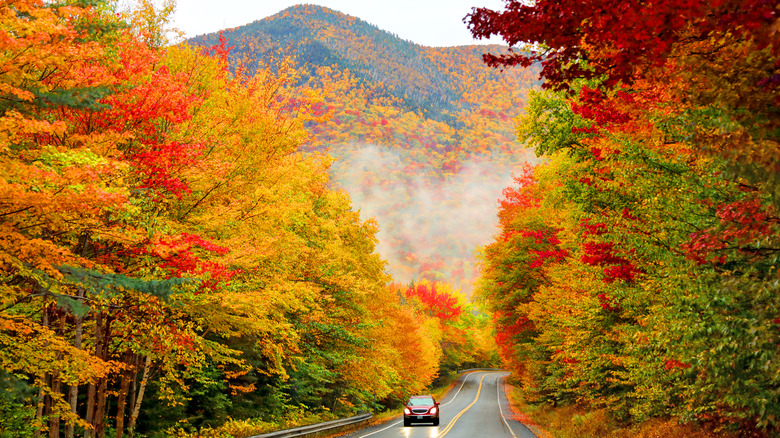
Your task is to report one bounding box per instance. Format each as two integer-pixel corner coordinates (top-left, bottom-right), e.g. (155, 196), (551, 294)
(411, 408), (429, 414)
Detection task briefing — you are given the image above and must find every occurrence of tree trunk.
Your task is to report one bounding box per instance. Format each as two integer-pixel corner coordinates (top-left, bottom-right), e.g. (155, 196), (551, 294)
(66, 288), (84, 438)
(49, 377), (61, 438)
(115, 354), (133, 438)
(127, 355), (151, 438)
(94, 316), (111, 438)
(94, 377), (108, 438)
(35, 306), (50, 438)
(35, 383), (45, 438)
(85, 312), (103, 438)
(49, 313), (66, 438)
(129, 354), (138, 428)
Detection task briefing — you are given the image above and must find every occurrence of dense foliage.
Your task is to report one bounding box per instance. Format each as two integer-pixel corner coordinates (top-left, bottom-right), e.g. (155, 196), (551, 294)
(469, 0), (779, 434)
(0, 1), (497, 437)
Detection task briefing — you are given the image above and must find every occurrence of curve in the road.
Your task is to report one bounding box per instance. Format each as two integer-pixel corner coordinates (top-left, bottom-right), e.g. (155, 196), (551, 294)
(437, 373), (489, 437)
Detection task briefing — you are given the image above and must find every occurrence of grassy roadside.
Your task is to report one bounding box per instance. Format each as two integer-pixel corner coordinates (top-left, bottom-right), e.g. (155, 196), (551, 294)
(166, 408), (342, 438)
(503, 384), (748, 438)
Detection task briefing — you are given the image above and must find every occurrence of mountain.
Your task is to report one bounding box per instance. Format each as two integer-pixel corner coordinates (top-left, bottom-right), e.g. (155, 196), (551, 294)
(186, 4), (542, 294)
(187, 4), (538, 119)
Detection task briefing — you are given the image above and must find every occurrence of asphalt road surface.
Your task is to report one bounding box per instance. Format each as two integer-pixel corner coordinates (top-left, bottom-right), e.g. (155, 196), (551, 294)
(338, 371), (537, 438)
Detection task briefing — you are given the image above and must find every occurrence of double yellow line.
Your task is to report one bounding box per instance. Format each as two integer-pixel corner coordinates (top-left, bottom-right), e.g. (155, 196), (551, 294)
(438, 373), (491, 437)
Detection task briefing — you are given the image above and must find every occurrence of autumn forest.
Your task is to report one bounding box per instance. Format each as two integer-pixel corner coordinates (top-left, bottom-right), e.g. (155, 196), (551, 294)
(1, 0), (778, 437)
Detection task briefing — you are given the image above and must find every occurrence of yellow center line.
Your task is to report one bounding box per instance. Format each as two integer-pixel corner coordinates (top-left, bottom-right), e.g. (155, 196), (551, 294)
(438, 372), (491, 437)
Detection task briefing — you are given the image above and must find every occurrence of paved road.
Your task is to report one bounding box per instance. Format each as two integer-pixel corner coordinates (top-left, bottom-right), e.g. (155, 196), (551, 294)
(338, 371), (537, 438)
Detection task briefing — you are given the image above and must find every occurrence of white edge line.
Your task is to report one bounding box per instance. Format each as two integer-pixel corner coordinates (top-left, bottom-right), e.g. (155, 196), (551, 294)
(496, 374), (518, 438)
(442, 371), (473, 406)
(356, 372), (476, 437)
(356, 419), (402, 438)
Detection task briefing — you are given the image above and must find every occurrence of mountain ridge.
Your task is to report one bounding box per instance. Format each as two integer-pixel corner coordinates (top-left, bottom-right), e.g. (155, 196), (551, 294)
(187, 4), (527, 118)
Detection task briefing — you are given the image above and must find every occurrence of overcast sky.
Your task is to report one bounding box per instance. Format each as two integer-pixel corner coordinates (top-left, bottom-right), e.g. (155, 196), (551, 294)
(168, 0), (508, 47)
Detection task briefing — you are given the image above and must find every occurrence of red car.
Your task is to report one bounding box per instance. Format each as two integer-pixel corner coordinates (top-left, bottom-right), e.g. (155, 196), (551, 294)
(403, 394), (440, 426)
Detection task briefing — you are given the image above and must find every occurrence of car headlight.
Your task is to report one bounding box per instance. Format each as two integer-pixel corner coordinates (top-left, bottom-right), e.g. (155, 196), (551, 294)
(430, 407), (437, 415)
(404, 408), (411, 415)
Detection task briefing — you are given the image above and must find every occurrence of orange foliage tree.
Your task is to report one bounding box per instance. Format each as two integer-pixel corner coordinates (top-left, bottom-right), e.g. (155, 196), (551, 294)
(0, 1), (453, 436)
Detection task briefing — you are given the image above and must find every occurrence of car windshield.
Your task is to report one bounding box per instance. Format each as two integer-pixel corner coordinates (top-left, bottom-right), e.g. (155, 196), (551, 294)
(408, 397), (434, 406)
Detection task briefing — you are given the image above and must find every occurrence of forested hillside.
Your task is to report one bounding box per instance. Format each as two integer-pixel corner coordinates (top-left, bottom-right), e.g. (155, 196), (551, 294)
(188, 4), (542, 293)
(0, 1), (498, 437)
